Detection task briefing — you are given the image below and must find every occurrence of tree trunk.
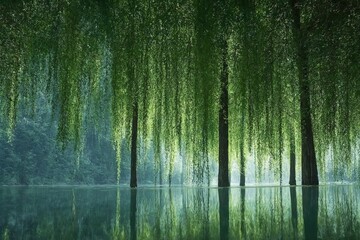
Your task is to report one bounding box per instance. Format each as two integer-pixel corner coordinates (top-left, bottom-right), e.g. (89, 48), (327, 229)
(239, 96), (246, 186)
(181, 155), (185, 185)
(240, 142), (245, 186)
(159, 156), (163, 185)
(289, 0), (319, 185)
(289, 130), (296, 185)
(218, 39), (230, 187)
(168, 170), (172, 186)
(130, 103), (138, 188)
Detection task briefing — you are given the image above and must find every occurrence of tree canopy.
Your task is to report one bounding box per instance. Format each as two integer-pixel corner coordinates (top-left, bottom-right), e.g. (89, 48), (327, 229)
(1, 0), (359, 185)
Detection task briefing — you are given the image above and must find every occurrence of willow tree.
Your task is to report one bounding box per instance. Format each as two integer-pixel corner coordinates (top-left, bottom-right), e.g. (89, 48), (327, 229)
(231, 0), (284, 185)
(217, 0), (231, 187)
(2, 0), (360, 187)
(260, 1), (300, 185)
(283, 0), (360, 185)
(307, 0), (360, 181)
(109, 0), (156, 187)
(0, 0), (28, 141)
(218, 39), (230, 186)
(289, 0), (318, 185)
(229, 0), (256, 187)
(126, 0), (138, 188)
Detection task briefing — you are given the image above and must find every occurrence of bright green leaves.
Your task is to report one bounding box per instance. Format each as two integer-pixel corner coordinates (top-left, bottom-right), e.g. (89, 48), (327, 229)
(1, 0), (360, 183)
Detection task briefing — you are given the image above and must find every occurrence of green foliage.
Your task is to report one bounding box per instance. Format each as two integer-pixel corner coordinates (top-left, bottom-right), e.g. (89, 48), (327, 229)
(0, 0), (359, 184)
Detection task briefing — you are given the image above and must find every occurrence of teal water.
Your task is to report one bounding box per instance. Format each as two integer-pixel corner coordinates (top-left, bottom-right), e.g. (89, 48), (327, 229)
(0, 185), (359, 239)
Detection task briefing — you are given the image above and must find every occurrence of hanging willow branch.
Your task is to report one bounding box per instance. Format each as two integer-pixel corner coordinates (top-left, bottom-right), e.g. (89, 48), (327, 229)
(1, 0), (359, 184)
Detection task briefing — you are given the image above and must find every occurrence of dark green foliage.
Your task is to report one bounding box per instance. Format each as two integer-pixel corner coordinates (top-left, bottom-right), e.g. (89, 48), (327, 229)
(0, 0), (359, 185)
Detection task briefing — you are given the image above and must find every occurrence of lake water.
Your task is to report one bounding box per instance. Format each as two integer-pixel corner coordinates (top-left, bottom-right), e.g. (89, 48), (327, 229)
(0, 185), (359, 239)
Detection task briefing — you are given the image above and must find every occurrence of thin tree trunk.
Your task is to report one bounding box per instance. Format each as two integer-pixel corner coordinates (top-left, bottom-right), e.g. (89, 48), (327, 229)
(168, 165), (172, 186)
(128, 0), (138, 188)
(289, 130), (296, 185)
(239, 96), (246, 186)
(181, 155), (185, 185)
(240, 142), (245, 186)
(289, 0), (319, 185)
(218, 39), (230, 187)
(159, 156), (163, 185)
(130, 103), (138, 188)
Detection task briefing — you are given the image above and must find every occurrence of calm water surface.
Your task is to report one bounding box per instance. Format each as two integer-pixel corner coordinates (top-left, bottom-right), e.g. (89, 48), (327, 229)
(0, 185), (359, 239)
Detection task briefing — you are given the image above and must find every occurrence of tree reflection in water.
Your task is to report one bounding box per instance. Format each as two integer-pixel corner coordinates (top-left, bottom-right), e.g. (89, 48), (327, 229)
(130, 189), (137, 240)
(302, 187), (319, 240)
(290, 186), (298, 239)
(0, 185), (359, 239)
(218, 188), (229, 240)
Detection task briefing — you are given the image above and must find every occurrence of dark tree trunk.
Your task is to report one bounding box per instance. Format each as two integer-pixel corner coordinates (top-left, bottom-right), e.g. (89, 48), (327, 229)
(128, 0), (138, 188)
(218, 188), (229, 240)
(290, 187), (298, 238)
(302, 187), (319, 240)
(290, 0), (319, 185)
(240, 142), (245, 186)
(239, 97), (246, 186)
(168, 174), (172, 186)
(130, 103), (138, 188)
(289, 130), (296, 185)
(181, 156), (185, 185)
(130, 189), (137, 240)
(300, 106), (318, 185)
(159, 157), (163, 185)
(218, 40), (230, 187)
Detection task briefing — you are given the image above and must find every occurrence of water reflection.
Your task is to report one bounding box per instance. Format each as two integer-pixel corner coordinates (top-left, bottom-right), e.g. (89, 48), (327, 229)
(302, 187), (319, 240)
(0, 185), (359, 239)
(130, 189), (137, 240)
(218, 188), (229, 240)
(290, 187), (298, 239)
(240, 188), (246, 239)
